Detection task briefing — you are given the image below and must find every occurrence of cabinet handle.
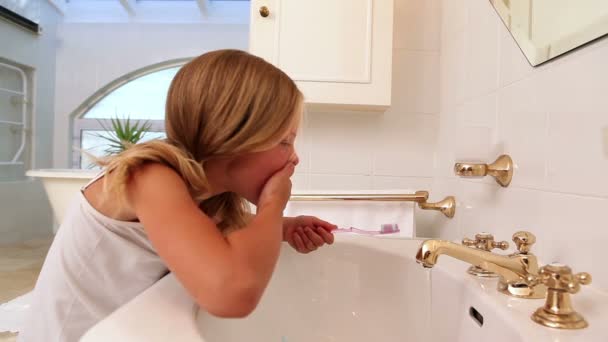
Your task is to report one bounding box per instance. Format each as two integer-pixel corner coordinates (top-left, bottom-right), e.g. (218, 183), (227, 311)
(259, 6), (270, 18)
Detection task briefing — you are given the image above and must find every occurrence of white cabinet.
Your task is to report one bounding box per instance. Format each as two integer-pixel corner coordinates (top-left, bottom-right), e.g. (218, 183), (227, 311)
(249, 0), (394, 110)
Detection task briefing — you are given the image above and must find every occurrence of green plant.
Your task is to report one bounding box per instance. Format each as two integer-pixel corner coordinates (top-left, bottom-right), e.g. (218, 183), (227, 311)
(95, 117), (151, 155)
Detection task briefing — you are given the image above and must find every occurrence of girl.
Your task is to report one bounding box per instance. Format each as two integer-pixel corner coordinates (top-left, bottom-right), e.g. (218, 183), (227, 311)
(19, 49), (337, 342)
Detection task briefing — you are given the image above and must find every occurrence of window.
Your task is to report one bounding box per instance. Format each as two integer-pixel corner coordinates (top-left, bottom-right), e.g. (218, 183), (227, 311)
(73, 61), (187, 169)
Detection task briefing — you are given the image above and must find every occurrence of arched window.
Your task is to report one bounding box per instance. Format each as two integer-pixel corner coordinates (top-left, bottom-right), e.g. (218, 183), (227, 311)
(72, 60), (188, 168)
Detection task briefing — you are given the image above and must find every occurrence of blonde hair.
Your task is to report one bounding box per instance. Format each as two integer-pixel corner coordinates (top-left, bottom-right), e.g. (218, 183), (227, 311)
(98, 49), (303, 230)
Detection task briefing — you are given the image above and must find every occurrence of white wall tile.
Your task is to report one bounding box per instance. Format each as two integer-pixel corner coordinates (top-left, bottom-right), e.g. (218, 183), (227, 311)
(434, 104), (460, 179)
(453, 124), (495, 165)
(440, 0), (467, 44)
(295, 117), (312, 174)
(373, 113), (439, 177)
(439, 30), (467, 108)
(372, 176), (433, 191)
(497, 79), (548, 189)
(393, 0), (441, 51)
(538, 192), (608, 290)
(309, 174), (374, 190)
(498, 24), (535, 87)
(458, 91), (497, 127)
(458, 181), (501, 240)
(437, 0), (608, 292)
(392, 50), (440, 114)
(452, 93), (500, 185)
(291, 174), (309, 192)
(546, 111), (608, 197)
(464, 0), (500, 99)
(537, 43), (608, 114)
(307, 112), (376, 175)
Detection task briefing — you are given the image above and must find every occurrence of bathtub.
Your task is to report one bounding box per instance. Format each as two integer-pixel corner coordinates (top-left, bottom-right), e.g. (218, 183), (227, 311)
(26, 169), (97, 231)
(80, 235), (608, 342)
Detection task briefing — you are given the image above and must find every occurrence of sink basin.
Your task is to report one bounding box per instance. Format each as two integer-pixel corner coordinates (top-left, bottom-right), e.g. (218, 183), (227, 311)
(81, 236), (608, 342)
(197, 238), (431, 342)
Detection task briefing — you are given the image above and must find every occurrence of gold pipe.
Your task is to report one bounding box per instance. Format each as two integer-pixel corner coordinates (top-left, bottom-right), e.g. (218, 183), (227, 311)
(290, 190), (456, 218)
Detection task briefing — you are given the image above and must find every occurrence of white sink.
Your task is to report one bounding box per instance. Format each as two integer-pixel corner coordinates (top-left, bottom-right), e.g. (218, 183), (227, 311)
(197, 237), (431, 342)
(81, 236), (608, 342)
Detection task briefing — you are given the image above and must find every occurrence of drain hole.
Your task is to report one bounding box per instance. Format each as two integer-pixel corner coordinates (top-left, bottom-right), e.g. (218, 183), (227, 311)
(469, 306), (484, 327)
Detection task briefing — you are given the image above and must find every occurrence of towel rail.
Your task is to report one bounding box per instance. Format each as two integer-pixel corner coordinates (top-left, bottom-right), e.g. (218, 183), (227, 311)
(289, 190), (456, 218)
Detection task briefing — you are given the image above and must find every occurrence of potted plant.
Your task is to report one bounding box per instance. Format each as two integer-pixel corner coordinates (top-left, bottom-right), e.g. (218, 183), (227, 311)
(95, 116), (152, 155)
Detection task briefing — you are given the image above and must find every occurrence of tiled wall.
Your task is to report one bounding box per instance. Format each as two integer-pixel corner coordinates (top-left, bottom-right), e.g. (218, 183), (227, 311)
(293, 0), (442, 212)
(433, 0), (608, 292)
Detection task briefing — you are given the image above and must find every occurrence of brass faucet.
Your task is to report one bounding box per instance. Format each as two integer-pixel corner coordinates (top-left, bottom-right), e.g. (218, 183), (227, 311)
(526, 263), (592, 329)
(461, 232), (509, 278)
(416, 231), (547, 299)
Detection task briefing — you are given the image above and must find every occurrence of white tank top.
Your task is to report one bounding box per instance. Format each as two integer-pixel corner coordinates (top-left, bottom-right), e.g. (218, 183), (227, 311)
(18, 173), (169, 342)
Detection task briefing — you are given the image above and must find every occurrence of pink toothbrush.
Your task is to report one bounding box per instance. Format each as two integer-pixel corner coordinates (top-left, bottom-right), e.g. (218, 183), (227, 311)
(333, 223), (400, 235)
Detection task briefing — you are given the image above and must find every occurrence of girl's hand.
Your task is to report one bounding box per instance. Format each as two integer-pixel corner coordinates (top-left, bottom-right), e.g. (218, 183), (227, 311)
(257, 162), (295, 214)
(283, 216), (337, 254)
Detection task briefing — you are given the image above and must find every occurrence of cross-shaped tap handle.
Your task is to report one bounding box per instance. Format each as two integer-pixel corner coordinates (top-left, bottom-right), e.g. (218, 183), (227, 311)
(462, 232), (509, 251)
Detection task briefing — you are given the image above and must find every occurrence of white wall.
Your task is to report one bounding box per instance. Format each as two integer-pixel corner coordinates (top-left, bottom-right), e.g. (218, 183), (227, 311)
(53, 22), (249, 168)
(435, 0), (608, 291)
(293, 0), (442, 232)
(48, 0), (608, 294)
(0, 2), (58, 244)
(53, 0), (445, 232)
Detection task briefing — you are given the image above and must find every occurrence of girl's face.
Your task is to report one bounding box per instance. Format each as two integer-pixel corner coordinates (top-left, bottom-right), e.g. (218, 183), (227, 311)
(224, 126), (300, 205)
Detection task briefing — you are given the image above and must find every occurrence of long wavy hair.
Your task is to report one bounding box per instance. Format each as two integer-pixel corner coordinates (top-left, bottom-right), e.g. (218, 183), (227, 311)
(98, 49), (303, 230)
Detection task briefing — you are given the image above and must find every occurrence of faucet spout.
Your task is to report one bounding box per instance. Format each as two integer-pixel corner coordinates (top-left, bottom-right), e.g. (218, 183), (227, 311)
(415, 238), (546, 299)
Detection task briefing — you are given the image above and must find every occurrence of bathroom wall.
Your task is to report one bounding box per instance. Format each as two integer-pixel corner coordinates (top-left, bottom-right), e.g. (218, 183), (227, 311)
(432, 0), (608, 291)
(53, 0), (445, 230)
(52, 22), (249, 168)
(0, 2), (58, 244)
(294, 0), (442, 231)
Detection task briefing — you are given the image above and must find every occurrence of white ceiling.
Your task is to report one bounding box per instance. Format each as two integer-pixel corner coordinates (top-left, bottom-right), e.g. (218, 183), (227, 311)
(49, 0), (250, 23)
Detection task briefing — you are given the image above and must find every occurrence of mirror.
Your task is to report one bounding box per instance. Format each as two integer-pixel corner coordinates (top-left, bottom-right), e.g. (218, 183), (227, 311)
(490, 0), (608, 66)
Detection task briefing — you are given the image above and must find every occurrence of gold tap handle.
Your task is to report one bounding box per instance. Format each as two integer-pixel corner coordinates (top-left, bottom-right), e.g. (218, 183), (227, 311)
(461, 232), (509, 278)
(492, 240), (509, 250)
(523, 264), (591, 291)
(462, 238), (476, 247)
(512, 231), (536, 254)
(462, 232), (509, 251)
(528, 263), (592, 329)
(569, 272), (592, 293)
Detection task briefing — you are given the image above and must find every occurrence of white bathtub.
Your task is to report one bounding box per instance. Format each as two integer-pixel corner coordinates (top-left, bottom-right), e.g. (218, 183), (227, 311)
(80, 236), (608, 342)
(26, 169), (97, 231)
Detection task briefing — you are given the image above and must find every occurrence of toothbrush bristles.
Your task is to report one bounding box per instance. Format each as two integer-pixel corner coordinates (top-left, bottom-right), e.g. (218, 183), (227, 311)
(380, 223), (399, 234)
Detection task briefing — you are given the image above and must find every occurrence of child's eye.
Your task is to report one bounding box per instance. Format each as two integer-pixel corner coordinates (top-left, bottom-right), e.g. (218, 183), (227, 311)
(281, 141), (292, 146)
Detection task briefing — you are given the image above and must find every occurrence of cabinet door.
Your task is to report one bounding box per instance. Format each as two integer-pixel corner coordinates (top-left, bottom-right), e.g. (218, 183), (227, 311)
(250, 0), (393, 109)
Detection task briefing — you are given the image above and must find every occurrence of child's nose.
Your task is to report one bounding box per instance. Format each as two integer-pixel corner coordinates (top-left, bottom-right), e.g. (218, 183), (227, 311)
(290, 152), (300, 166)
